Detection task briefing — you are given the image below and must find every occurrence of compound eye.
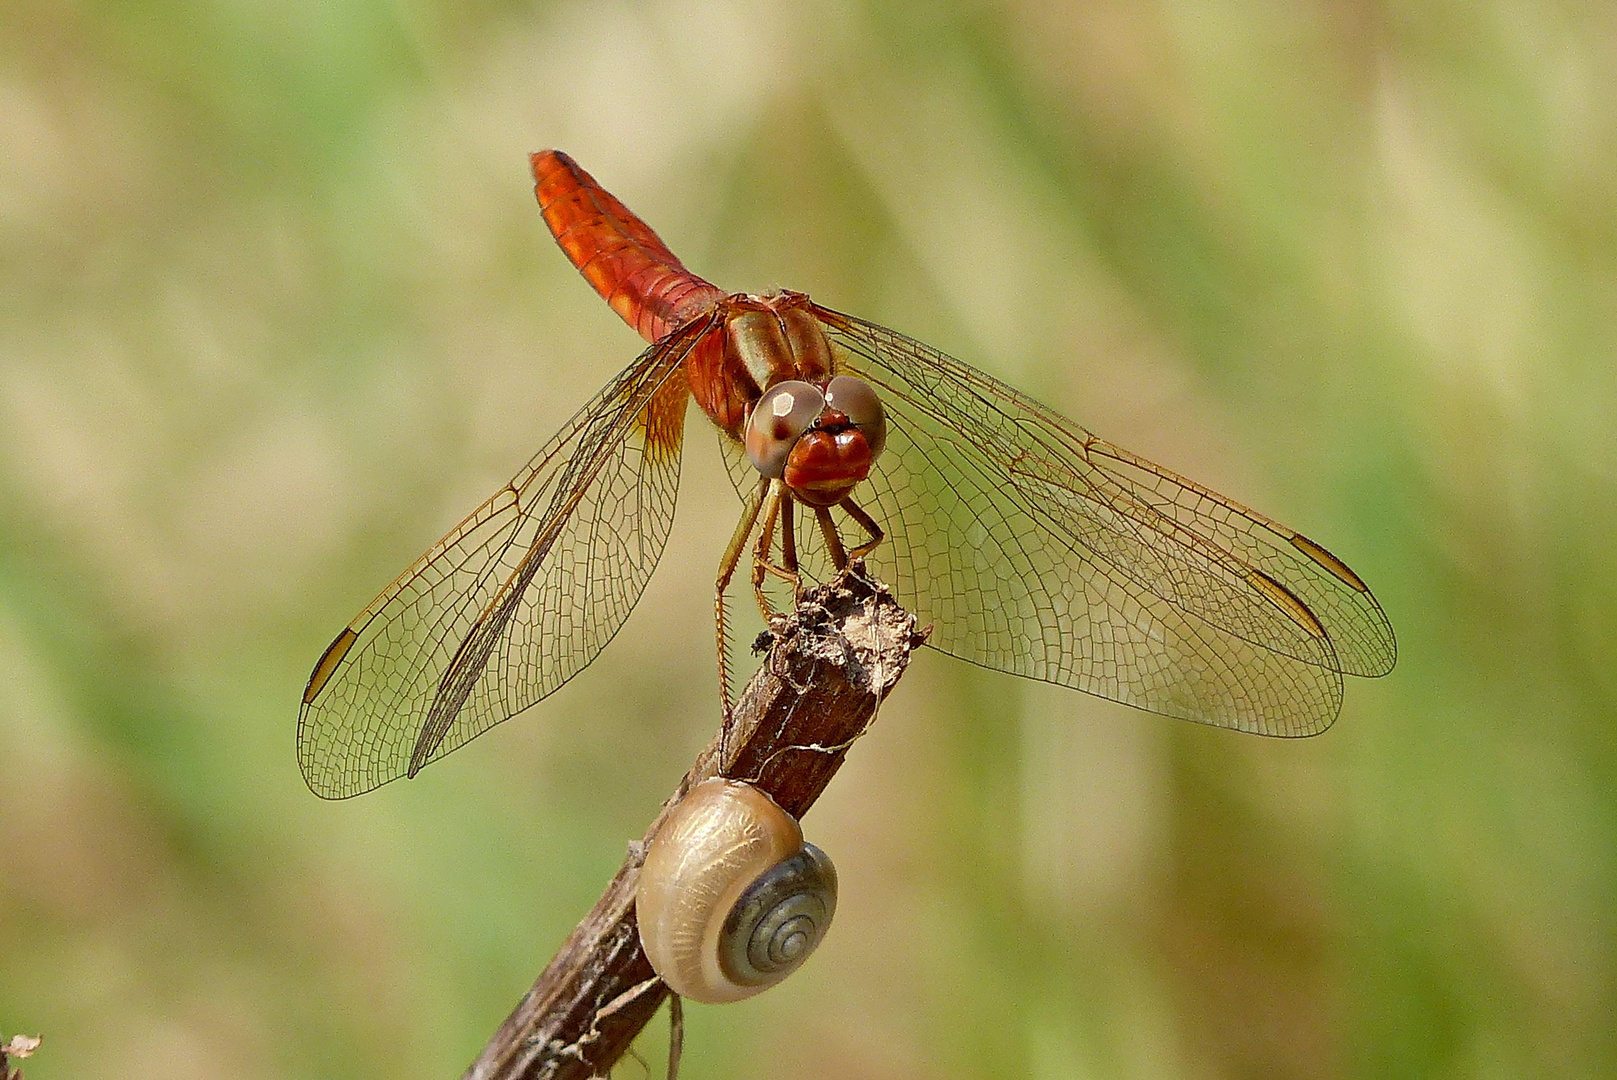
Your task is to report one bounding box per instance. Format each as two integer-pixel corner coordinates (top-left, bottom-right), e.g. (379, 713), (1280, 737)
(746, 380), (824, 478)
(823, 375), (886, 461)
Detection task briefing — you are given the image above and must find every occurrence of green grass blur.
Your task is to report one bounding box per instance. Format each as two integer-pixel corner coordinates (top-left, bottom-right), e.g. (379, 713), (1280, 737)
(2, 2), (1613, 1078)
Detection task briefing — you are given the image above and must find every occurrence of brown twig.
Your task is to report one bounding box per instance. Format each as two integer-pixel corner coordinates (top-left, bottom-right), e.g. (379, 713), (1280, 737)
(462, 560), (924, 1080)
(1, 1034), (40, 1080)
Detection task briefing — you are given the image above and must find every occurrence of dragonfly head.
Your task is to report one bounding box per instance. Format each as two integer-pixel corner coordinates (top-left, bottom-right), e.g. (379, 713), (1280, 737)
(746, 375), (887, 507)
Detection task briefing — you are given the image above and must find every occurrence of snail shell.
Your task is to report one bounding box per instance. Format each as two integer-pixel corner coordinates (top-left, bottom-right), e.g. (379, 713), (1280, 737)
(635, 779), (837, 1004)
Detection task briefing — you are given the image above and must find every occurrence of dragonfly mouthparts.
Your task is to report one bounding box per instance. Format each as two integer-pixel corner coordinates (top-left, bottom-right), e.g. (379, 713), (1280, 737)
(783, 424), (873, 506)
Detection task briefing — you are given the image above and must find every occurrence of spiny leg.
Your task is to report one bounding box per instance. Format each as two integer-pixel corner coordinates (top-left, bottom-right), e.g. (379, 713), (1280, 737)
(806, 494), (881, 577)
(752, 484), (802, 615)
(840, 496), (896, 736)
(715, 476), (769, 727)
(839, 494), (885, 560)
(815, 505), (849, 570)
(749, 482), (787, 615)
(780, 493), (798, 576)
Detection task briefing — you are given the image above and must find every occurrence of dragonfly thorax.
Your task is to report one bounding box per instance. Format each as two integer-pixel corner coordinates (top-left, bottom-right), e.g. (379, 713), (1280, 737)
(701, 291), (889, 504)
(685, 291), (838, 440)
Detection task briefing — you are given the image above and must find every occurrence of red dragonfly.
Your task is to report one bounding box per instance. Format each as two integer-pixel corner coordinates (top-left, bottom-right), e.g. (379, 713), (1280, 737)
(298, 151), (1396, 800)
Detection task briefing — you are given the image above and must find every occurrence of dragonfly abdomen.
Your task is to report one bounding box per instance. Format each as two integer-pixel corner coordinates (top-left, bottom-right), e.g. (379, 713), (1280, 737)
(533, 150), (724, 344)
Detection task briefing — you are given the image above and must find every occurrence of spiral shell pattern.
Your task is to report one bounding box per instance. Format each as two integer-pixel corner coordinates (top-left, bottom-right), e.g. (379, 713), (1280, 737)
(636, 779), (837, 1004)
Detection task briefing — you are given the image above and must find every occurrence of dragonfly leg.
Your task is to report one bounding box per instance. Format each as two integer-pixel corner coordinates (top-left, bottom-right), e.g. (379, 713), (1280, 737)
(751, 484), (800, 617)
(716, 476), (769, 724)
(781, 495), (800, 578)
(815, 505), (849, 570)
(839, 494), (885, 560)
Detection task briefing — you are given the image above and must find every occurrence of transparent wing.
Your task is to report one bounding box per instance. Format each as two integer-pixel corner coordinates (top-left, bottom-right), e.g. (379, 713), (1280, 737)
(727, 307), (1394, 737)
(298, 328), (698, 798)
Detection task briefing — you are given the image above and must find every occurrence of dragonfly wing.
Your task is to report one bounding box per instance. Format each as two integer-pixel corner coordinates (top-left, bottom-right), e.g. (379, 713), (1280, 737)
(297, 329), (696, 798)
(810, 307), (1394, 736)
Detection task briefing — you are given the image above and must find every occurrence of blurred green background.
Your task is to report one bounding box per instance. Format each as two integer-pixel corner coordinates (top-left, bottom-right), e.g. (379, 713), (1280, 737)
(2, 1), (1613, 1077)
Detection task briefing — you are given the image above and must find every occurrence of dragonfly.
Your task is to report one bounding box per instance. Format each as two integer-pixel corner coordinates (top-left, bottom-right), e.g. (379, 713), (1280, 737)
(297, 150), (1396, 800)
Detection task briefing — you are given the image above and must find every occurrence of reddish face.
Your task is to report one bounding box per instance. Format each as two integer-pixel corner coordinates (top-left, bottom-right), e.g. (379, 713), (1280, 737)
(745, 376), (887, 507)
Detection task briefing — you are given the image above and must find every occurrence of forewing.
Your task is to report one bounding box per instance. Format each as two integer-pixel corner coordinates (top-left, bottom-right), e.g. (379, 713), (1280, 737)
(297, 331), (695, 798)
(799, 307), (1394, 736)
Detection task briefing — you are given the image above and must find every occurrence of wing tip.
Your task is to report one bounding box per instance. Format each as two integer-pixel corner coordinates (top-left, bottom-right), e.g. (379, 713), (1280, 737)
(296, 754), (363, 801)
(1359, 632), (1398, 679)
